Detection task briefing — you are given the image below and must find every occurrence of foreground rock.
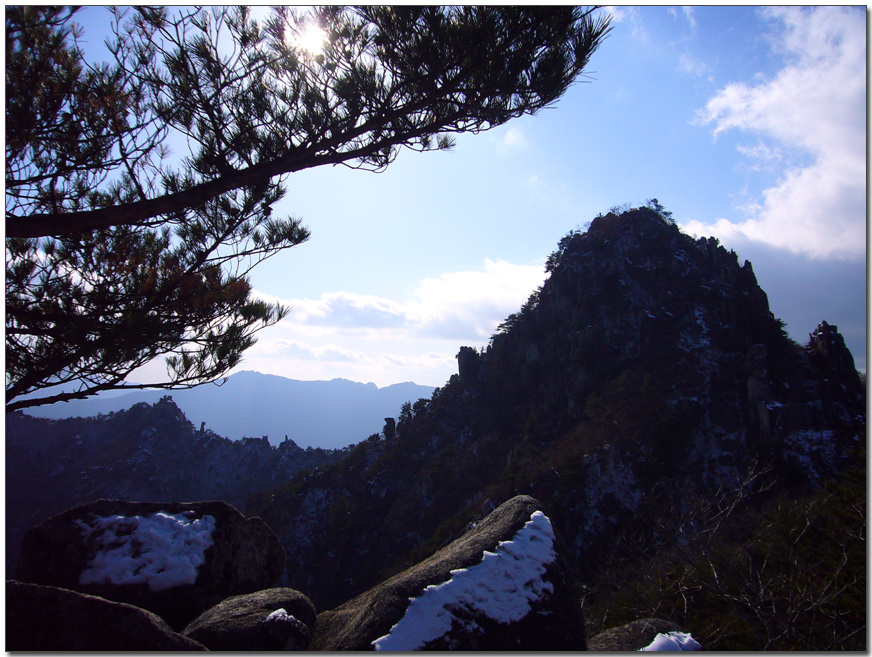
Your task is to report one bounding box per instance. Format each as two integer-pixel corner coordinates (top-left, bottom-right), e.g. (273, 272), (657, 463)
(6, 580), (206, 651)
(588, 618), (699, 651)
(183, 587), (316, 651)
(310, 495), (585, 651)
(15, 499), (285, 629)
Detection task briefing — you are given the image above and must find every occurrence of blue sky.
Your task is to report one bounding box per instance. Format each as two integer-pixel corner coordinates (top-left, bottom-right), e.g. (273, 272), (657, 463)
(79, 6), (867, 388)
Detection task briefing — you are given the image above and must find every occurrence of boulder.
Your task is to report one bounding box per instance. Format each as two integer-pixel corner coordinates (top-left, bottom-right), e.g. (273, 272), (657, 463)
(310, 495), (585, 651)
(587, 618), (699, 651)
(183, 587), (316, 651)
(6, 580), (206, 651)
(15, 499), (285, 629)
(808, 321), (863, 392)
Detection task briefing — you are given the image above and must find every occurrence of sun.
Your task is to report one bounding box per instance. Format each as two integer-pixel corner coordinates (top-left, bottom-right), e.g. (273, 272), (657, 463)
(294, 22), (328, 57)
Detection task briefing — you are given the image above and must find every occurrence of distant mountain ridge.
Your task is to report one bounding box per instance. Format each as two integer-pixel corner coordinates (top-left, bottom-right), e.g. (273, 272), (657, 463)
(23, 372), (435, 449)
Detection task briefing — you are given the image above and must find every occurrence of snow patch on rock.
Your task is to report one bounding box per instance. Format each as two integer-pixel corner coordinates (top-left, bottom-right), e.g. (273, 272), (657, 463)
(266, 608), (297, 623)
(372, 510), (556, 651)
(77, 511), (216, 592)
(640, 631), (701, 651)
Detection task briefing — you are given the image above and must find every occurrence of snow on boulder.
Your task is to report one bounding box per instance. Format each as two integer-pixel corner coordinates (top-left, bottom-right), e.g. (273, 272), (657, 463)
(373, 511), (557, 650)
(640, 631), (702, 651)
(588, 618), (704, 652)
(77, 511), (216, 592)
(15, 499), (286, 630)
(183, 587), (317, 651)
(310, 495), (586, 651)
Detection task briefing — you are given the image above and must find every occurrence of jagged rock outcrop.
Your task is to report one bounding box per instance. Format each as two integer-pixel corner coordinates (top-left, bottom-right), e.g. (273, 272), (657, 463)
(6, 580), (207, 651)
(183, 587), (316, 651)
(456, 345), (482, 386)
(808, 321), (862, 387)
(15, 499), (286, 630)
(806, 320), (865, 425)
(587, 618), (691, 651)
(310, 495), (586, 651)
(746, 343), (774, 439)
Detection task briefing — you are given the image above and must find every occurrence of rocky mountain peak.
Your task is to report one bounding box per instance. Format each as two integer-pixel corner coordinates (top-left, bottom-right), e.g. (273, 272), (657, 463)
(467, 206), (790, 440)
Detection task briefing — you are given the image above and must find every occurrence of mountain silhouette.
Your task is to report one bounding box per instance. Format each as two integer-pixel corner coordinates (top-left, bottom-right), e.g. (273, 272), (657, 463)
(23, 372), (434, 449)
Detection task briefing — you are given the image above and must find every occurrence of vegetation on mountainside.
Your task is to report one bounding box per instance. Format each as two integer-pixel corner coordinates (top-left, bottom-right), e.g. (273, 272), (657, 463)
(582, 450), (866, 650)
(248, 346), (864, 650)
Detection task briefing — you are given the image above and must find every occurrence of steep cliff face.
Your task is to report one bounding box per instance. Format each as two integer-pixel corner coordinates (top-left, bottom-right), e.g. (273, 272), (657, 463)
(6, 396), (339, 574)
(248, 207), (864, 611)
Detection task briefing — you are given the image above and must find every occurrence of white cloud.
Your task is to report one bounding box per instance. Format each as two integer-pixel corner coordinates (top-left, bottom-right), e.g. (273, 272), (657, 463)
(678, 53), (710, 79)
(246, 339), (364, 363)
(243, 260), (547, 386)
(238, 335), (458, 388)
(681, 7), (697, 29)
(691, 6), (865, 260)
(603, 6), (631, 23)
(603, 6), (648, 43)
(410, 259), (546, 339)
(287, 292), (408, 329)
(254, 259), (545, 341)
(497, 126), (527, 152)
(735, 141), (783, 166)
(670, 6), (697, 30)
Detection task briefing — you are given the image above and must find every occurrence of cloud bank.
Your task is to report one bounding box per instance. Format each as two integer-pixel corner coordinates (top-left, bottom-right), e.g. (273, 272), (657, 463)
(256, 259), (545, 341)
(686, 6), (865, 260)
(243, 260), (547, 386)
